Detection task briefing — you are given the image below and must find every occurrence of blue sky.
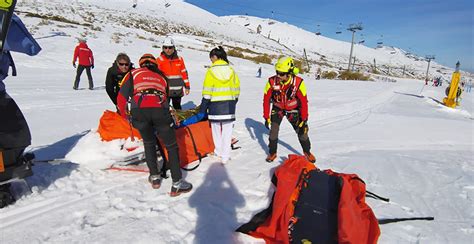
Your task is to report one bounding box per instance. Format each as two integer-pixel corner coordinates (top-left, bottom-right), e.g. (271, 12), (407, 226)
(185, 0), (473, 73)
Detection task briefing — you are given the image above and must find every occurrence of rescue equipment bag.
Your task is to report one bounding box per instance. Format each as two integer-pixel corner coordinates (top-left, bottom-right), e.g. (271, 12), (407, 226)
(159, 120), (214, 170)
(237, 154), (380, 244)
(97, 110), (142, 141)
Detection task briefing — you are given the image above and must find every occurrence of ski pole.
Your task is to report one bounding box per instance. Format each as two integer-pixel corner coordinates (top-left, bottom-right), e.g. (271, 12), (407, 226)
(378, 216), (434, 225)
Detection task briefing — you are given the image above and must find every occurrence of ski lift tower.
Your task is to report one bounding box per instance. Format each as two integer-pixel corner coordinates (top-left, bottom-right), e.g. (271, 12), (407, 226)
(347, 23), (363, 71)
(424, 55), (435, 82)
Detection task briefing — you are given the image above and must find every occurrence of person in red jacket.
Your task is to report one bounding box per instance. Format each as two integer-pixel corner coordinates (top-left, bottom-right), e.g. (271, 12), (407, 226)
(117, 53), (192, 196)
(72, 38), (94, 90)
(156, 37), (190, 110)
(263, 57), (315, 163)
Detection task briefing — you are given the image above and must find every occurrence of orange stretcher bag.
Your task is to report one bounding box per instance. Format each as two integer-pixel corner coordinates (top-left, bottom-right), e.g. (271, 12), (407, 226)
(160, 120), (214, 170)
(97, 110), (142, 141)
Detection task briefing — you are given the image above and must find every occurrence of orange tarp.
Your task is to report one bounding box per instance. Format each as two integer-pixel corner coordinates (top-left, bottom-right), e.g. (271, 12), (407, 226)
(97, 110), (142, 141)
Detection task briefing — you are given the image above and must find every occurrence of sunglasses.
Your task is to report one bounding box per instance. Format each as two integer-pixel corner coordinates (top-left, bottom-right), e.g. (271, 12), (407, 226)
(163, 46), (174, 50)
(118, 62), (129, 67)
(276, 71), (289, 77)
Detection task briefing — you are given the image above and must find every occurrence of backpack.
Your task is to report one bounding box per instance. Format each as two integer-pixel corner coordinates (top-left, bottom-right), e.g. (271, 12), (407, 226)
(237, 155), (380, 244)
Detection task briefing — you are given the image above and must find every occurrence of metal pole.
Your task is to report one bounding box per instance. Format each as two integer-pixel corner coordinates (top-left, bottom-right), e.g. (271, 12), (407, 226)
(425, 59), (431, 81)
(348, 31), (355, 71)
(303, 48), (310, 72)
(424, 55), (435, 82)
(347, 23), (363, 71)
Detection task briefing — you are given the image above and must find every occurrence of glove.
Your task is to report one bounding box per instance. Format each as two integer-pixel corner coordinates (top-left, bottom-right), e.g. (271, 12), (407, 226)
(298, 119), (307, 128)
(91, 64), (94, 69)
(264, 118), (271, 130)
(72, 62), (76, 68)
(297, 119), (308, 134)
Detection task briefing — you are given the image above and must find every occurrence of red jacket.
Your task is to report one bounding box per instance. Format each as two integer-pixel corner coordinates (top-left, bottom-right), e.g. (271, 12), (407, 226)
(263, 75), (309, 120)
(117, 67), (169, 119)
(73, 42), (94, 66)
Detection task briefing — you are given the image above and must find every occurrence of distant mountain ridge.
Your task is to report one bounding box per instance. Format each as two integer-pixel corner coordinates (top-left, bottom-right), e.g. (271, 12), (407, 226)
(16, 0), (471, 80)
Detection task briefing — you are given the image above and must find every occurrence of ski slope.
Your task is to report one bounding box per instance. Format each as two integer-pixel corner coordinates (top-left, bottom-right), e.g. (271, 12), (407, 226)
(1, 0), (473, 243)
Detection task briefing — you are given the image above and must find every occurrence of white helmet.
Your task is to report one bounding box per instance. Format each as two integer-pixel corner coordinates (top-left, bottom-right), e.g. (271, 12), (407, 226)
(162, 37), (175, 47)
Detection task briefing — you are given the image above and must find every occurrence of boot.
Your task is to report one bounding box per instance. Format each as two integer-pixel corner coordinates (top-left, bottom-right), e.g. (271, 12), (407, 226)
(304, 152), (316, 163)
(266, 153), (277, 162)
(148, 175), (162, 189)
(170, 179), (193, 197)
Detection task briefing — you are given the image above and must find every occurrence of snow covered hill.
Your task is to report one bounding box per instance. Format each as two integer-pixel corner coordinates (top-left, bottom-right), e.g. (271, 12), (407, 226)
(1, 0), (473, 243)
(224, 15), (470, 80)
(16, 0), (472, 81)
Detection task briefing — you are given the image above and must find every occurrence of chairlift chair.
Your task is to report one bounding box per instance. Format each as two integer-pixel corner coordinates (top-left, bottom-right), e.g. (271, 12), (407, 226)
(315, 24), (321, 35)
(335, 23), (342, 34)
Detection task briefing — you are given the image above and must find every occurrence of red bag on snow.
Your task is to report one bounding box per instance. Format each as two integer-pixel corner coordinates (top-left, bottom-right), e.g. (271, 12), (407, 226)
(325, 170), (380, 244)
(159, 120), (214, 168)
(97, 110), (141, 141)
(237, 155), (380, 244)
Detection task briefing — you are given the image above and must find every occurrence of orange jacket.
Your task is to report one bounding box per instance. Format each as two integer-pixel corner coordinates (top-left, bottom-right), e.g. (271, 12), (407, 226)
(157, 53), (189, 97)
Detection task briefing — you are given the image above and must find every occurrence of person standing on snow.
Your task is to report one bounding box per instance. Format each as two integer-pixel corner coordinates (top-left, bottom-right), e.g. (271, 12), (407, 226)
(263, 57), (316, 163)
(156, 37), (190, 110)
(105, 53), (133, 107)
(257, 66), (262, 78)
(117, 54), (192, 196)
(198, 46), (240, 164)
(72, 38), (94, 90)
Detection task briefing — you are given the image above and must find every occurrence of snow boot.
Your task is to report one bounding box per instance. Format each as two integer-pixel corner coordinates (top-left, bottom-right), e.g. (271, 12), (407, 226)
(304, 152), (316, 163)
(266, 153), (277, 162)
(148, 175), (162, 189)
(170, 179), (192, 197)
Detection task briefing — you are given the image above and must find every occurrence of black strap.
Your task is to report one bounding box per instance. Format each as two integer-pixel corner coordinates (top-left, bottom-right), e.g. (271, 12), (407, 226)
(366, 190), (390, 202)
(180, 126), (202, 171)
(378, 217), (434, 224)
(350, 177), (390, 202)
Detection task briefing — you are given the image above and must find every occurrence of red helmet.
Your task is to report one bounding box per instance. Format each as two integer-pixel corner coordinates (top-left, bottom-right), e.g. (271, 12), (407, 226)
(139, 53), (157, 67)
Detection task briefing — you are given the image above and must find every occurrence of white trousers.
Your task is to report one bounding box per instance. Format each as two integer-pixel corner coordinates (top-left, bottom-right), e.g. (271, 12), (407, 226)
(211, 121), (234, 162)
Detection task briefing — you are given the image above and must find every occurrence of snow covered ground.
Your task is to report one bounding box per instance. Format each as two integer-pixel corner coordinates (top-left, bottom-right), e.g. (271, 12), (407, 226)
(1, 0), (473, 243)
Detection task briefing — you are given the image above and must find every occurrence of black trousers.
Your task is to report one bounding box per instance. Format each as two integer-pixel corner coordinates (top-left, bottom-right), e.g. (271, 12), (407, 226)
(169, 96), (182, 110)
(131, 107), (182, 182)
(73, 65), (94, 89)
(268, 107), (311, 154)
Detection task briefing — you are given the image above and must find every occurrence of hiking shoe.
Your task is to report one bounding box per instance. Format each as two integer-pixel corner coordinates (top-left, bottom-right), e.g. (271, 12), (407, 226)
(266, 153), (277, 162)
(148, 175), (162, 189)
(304, 152), (316, 163)
(73, 87), (78, 90)
(88, 87), (94, 90)
(170, 179), (193, 197)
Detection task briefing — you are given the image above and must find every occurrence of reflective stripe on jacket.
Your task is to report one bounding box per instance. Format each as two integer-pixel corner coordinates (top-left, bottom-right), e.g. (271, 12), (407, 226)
(157, 53), (189, 97)
(263, 75), (308, 120)
(200, 60), (240, 121)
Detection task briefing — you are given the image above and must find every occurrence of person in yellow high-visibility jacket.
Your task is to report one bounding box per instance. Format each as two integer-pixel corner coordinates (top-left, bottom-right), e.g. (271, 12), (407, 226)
(199, 46), (240, 164)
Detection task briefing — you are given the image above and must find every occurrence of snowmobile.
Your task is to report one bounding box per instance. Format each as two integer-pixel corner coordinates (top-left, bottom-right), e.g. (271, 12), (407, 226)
(0, 0), (42, 208)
